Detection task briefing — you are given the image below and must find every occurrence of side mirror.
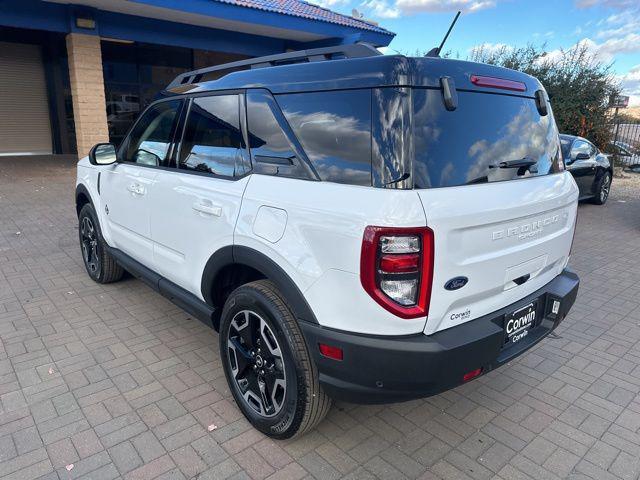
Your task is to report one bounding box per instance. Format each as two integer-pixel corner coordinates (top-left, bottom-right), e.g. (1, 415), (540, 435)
(574, 152), (590, 161)
(89, 143), (117, 165)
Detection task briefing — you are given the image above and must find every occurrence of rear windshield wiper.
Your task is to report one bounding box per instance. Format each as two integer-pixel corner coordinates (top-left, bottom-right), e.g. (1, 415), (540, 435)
(384, 172), (410, 186)
(489, 158), (537, 169)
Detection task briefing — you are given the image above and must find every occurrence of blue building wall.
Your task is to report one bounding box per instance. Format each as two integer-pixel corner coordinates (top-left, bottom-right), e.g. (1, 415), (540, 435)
(0, 0), (393, 55)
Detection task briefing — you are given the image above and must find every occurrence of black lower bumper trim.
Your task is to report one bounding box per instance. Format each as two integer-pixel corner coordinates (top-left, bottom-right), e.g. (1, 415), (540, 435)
(300, 268), (579, 404)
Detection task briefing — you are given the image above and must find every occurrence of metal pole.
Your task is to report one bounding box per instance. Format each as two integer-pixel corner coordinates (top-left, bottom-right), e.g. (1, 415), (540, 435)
(613, 107), (621, 171)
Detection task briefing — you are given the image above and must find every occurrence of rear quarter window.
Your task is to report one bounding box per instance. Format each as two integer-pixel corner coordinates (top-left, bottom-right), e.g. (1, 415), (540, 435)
(276, 90), (372, 186)
(412, 89), (562, 188)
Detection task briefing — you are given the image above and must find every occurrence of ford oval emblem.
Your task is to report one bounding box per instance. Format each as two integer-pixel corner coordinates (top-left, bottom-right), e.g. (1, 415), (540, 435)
(445, 276), (468, 291)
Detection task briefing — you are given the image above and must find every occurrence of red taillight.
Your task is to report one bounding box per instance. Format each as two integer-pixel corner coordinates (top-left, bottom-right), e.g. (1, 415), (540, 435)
(360, 226), (434, 319)
(319, 343), (343, 361)
(380, 254), (420, 273)
(463, 368), (482, 382)
(470, 75), (526, 92)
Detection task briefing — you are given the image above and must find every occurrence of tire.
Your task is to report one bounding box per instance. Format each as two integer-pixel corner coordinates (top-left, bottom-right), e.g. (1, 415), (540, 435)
(78, 203), (124, 284)
(219, 280), (331, 439)
(591, 171), (611, 205)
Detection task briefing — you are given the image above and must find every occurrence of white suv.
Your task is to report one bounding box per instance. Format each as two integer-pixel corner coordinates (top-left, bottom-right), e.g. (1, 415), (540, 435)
(76, 44), (580, 439)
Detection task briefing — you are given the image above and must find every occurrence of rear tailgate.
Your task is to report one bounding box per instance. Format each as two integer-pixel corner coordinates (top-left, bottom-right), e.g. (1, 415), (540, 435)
(418, 173), (577, 334)
(406, 74), (579, 334)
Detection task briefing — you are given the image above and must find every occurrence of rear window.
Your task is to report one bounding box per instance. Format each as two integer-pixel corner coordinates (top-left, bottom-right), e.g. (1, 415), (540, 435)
(277, 90), (372, 186)
(412, 89), (562, 189)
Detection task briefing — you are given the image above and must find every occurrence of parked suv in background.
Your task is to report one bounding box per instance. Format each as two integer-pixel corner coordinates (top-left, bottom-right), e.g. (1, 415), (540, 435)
(76, 44), (580, 439)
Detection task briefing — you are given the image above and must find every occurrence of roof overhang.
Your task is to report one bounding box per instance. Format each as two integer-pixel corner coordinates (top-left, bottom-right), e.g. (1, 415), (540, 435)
(43, 0), (394, 47)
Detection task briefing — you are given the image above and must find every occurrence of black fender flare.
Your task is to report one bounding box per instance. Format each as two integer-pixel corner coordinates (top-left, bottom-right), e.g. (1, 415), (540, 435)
(201, 245), (319, 325)
(75, 184), (93, 216)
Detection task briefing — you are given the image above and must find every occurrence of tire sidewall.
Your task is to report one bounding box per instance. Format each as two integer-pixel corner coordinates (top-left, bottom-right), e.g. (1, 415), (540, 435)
(219, 285), (306, 439)
(78, 204), (104, 282)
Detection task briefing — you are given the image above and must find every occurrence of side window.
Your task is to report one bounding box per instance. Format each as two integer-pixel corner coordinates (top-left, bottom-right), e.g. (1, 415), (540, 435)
(246, 90), (312, 179)
(123, 100), (181, 167)
(178, 95), (242, 177)
(277, 89), (372, 186)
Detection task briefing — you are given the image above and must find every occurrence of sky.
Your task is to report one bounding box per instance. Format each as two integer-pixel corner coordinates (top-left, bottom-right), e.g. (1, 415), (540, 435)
(321, 0), (640, 106)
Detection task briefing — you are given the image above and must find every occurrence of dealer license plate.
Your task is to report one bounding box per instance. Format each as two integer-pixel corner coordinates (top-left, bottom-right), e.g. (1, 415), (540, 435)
(504, 300), (538, 346)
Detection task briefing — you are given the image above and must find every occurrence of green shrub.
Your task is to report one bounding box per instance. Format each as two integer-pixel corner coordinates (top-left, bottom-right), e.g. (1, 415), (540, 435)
(467, 43), (621, 150)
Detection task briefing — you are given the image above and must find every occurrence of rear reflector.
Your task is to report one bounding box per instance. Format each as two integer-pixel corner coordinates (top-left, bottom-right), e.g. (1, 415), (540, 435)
(470, 75), (526, 92)
(319, 343), (343, 361)
(463, 368), (482, 382)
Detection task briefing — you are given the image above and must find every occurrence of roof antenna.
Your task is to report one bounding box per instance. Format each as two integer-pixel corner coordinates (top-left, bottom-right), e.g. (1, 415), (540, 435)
(426, 11), (461, 57)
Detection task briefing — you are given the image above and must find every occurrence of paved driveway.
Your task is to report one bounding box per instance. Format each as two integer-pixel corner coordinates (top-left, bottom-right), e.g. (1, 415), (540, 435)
(1, 156), (640, 480)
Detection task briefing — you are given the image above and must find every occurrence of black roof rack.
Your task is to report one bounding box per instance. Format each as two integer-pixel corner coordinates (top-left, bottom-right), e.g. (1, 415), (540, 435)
(166, 43), (381, 91)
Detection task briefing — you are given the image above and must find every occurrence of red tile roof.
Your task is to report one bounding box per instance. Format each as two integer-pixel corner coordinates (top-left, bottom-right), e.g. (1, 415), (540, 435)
(214, 0), (394, 35)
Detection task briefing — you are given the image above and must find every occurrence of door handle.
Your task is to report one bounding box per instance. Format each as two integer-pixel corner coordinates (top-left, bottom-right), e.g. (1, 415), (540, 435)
(127, 183), (145, 195)
(192, 202), (222, 217)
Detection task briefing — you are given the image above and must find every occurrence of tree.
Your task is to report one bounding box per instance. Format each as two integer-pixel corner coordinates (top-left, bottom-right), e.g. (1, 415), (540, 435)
(467, 43), (621, 149)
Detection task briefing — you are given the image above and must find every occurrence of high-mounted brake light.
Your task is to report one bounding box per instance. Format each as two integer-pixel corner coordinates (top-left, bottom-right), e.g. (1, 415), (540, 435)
(361, 226), (434, 319)
(470, 75), (527, 92)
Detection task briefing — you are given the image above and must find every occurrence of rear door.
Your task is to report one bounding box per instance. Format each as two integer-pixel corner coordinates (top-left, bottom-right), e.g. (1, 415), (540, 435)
(406, 89), (578, 334)
(149, 93), (250, 295)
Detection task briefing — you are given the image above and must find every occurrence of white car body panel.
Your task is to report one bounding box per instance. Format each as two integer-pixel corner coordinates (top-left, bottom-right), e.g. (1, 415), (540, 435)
(418, 172), (578, 334)
(235, 174), (428, 335)
(77, 158), (112, 245)
(78, 159), (579, 337)
(149, 169), (249, 297)
(100, 163), (158, 265)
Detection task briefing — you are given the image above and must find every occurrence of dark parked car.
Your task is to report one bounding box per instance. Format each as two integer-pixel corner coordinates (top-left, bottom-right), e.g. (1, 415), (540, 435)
(560, 134), (612, 205)
(608, 140), (640, 172)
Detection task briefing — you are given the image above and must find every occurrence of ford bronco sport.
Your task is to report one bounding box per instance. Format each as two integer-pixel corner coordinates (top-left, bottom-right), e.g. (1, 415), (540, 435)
(76, 44), (580, 439)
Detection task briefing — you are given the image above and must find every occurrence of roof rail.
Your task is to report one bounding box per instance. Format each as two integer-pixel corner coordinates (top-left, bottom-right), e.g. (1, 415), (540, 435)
(166, 43), (381, 91)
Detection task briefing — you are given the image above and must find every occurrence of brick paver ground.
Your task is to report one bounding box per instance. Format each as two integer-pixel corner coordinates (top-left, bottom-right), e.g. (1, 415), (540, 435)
(1, 156), (640, 480)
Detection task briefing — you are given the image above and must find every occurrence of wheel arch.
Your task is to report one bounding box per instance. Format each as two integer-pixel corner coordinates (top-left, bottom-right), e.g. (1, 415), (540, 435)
(75, 183), (93, 217)
(201, 245), (319, 329)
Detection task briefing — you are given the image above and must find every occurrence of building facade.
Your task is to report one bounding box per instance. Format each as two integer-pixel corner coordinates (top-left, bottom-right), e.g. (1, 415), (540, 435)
(0, 0), (394, 157)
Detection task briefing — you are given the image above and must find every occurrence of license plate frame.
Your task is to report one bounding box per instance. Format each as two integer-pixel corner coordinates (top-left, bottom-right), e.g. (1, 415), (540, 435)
(503, 300), (538, 346)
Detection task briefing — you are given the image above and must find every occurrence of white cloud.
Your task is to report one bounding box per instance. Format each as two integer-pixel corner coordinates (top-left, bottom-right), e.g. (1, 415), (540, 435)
(311, 0), (350, 6)
(620, 64), (640, 107)
(362, 0), (498, 18)
(361, 0), (400, 18)
(468, 42), (514, 56)
(575, 0), (639, 8)
(543, 34), (640, 65)
(393, 0), (496, 14)
(594, 9), (640, 40)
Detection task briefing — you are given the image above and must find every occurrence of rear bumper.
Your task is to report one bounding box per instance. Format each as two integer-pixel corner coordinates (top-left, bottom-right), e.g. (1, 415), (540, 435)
(300, 268), (579, 404)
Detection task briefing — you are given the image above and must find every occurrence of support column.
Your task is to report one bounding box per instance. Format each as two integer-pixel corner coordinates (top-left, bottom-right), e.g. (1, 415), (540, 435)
(66, 33), (109, 158)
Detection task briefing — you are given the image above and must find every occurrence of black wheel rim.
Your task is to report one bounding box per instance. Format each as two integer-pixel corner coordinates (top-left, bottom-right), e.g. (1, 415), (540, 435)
(601, 175), (610, 202)
(80, 216), (100, 275)
(227, 310), (287, 418)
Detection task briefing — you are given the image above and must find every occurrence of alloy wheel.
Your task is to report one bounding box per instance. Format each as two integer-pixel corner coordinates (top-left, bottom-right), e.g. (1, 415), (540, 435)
(80, 216), (100, 274)
(226, 310), (287, 417)
(601, 175), (610, 202)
